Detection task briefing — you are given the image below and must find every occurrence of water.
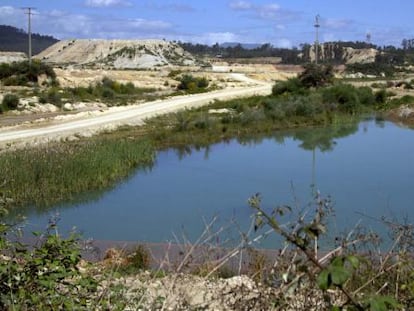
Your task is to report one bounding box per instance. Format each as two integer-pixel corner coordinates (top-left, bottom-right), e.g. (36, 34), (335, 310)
(19, 119), (414, 248)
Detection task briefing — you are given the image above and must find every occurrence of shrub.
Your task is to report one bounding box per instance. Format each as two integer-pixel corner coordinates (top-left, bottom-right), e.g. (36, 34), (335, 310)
(356, 86), (376, 106)
(50, 88), (62, 106)
(0, 63), (12, 79)
(120, 82), (136, 94)
(249, 192), (405, 310)
(124, 245), (151, 272)
(101, 76), (116, 89)
(177, 74), (209, 93)
(298, 63), (334, 88)
(346, 62), (395, 78)
(322, 84), (361, 113)
(167, 69), (182, 78)
(272, 78), (305, 96)
(69, 86), (94, 101)
(2, 94), (19, 110)
(41, 88), (62, 107)
(0, 60), (57, 86)
(194, 113), (212, 129)
(102, 87), (115, 99)
(240, 108), (266, 125)
(374, 89), (388, 104)
(196, 77), (209, 88)
(0, 218), (98, 310)
(38, 92), (48, 104)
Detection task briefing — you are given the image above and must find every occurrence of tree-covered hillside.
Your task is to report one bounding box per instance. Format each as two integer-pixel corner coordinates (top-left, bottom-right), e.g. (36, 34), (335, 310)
(180, 40), (414, 66)
(0, 25), (58, 55)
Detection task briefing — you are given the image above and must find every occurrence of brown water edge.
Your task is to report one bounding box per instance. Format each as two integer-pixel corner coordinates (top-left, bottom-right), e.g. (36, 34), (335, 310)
(86, 239), (284, 273)
(19, 236), (286, 274)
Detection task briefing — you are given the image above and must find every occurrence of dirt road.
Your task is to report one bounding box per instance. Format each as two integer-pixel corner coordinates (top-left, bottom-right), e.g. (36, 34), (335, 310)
(0, 82), (271, 147)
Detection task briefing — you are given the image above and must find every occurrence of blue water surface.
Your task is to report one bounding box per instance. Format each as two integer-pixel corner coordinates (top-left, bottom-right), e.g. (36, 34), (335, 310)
(22, 120), (414, 248)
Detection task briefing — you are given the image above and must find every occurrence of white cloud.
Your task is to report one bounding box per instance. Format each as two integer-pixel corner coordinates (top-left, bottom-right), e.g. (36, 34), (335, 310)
(257, 3), (287, 20)
(0, 6), (25, 29)
(145, 3), (195, 12)
(263, 4), (280, 11)
(229, 2), (298, 22)
(180, 32), (239, 45)
(274, 38), (292, 48)
(127, 19), (172, 31)
(85, 0), (131, 8)
(229, 1), (252, 10)
(323, 33), (337, 42)
(324, 18), (353, 30)
(0, 6), (15, 15)
(0, 6), (174, 40)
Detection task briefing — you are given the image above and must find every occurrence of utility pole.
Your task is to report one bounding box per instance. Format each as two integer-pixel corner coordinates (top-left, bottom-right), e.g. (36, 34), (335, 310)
(366, 32), (372, 45)
(314, 14), (320, 64)
(22, 7), (35, 66)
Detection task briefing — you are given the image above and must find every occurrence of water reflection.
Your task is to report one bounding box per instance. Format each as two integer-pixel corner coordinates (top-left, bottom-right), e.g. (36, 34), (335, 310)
(290, 122), (359, 152)
(174, 118), (361, 162)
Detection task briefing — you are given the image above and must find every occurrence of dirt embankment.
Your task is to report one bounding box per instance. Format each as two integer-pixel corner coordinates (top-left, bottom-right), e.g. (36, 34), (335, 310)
(387, 105), (414, 127)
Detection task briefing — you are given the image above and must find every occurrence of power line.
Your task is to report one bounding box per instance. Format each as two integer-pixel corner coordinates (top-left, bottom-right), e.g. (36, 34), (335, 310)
(22, 7), (36, 65)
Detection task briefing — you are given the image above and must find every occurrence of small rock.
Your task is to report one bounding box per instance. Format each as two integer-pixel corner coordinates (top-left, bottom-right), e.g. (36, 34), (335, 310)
(63, 103), (74, 111)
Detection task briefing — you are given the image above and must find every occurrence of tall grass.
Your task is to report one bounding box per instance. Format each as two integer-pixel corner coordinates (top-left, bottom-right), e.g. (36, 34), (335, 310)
(0, 139), (155, 208)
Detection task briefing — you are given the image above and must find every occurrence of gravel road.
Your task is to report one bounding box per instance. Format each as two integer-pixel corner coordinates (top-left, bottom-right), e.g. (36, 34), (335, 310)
(0, 82), (271, 147)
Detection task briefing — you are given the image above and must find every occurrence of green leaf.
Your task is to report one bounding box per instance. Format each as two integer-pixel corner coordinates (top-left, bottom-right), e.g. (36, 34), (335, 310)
(330, 266), (351, 286)
(317, 269), (331, 290)
(331, 256), (345, 268)
(366, 296), (400, 311)
(346, 255), (360, 269)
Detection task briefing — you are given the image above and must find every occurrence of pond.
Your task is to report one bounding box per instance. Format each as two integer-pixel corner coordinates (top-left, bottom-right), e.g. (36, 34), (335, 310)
(19, 118), (414, 248)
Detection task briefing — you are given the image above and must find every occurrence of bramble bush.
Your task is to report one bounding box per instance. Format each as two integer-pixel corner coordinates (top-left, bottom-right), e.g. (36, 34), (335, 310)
(1, 94), (19, 111)
(0, 209), (98, 310)
(249, 191), (411, 310)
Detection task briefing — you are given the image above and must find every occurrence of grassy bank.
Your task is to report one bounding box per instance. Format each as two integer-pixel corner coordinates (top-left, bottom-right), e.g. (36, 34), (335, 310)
(0, 139), (155, 208)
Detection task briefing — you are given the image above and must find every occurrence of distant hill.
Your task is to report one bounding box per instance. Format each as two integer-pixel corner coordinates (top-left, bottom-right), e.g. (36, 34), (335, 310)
(0, 25), (59, 55)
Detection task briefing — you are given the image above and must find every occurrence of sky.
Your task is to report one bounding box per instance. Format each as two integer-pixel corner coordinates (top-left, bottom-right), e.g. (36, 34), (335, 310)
(1, 0), (413, 48)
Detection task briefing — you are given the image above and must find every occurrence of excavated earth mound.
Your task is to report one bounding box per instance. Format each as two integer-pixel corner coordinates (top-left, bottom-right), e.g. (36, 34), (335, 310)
(35, 39), (197, 69)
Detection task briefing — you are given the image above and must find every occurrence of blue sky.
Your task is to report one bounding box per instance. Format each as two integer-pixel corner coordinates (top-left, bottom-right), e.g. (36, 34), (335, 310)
(1, 0), (413, 47)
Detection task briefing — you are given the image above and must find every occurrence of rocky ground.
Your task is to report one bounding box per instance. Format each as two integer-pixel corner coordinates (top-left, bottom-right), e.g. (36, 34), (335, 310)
(0, 51), (27, 63)
(89, 269), (342, 310)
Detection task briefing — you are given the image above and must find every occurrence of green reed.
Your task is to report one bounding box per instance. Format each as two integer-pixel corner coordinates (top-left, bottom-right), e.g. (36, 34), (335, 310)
(0, 138), (155, 208)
